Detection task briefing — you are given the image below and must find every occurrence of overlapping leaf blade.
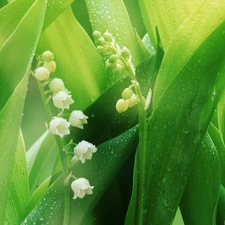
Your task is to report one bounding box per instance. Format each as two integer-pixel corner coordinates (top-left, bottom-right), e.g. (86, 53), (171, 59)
(6, 131), (30, 225)
(126, 1), (225, 224)
(0, 0), (46, 223)
(138, 0), (202, 50)
(180, 133), (221, 225)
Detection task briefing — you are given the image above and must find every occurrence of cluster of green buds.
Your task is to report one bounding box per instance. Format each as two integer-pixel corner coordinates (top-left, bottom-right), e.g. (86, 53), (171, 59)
(32, 51), (96, 199)
(93, 30), (152, 114)
(93, 31), (135, 74)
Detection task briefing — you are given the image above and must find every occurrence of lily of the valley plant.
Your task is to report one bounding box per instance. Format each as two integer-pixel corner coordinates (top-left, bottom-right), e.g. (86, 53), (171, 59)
(1, 0), (225, 225)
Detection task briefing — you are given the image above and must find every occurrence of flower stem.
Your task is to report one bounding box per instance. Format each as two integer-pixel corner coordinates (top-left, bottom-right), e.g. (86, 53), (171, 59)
(37, 80), (71, 225)
(125, 66), (148, 225)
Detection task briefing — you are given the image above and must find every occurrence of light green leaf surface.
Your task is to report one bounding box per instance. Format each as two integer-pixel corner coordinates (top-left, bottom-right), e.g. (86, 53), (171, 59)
(37, 7), (107, 110)
(0, 75), (29, 224)
(28, 132), (58, 194)
(0, 0), (46, 110)
(138, 0), (202, 49)
(85, 0), (147, 67)
(153, 0), (225, 106)
(6, 131), (30, 225)
(0, 0), (74, 48)
(0, 0), (46, 223)
(180, 133), (221, 225)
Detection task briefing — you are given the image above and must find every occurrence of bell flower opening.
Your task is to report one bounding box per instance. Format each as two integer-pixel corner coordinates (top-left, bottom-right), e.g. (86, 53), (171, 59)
(53, 91), (74, 109)
(49, 117), (70, 137)
(71, 178), (94, 199)
(69, 110), (88, 129)
(73, 140), (97, 164)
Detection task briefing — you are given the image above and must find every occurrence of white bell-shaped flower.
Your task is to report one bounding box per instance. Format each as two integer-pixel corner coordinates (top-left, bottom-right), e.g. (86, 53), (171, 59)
(49, 117), (70, 137)
(72, 140), (97, 164)
(34, 67), (50, 81)
(71, 178), (94, 199)
(69, 110), (88, 129)
(53, 91), (74, 109)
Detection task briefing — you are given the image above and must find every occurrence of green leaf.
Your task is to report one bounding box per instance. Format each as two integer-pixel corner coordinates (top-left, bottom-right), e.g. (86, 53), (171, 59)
(0, 0), (74, 47)
(85, 0), (148, 66)
(180, 132), (221, 225)
(153, 1), (225, 105)
(0, 0), (46, 223)
(217, 185), (225, 225)
(208, 123), (225, 186)
(37, 7), (107, 110)
(6, 131), (30, 225)
(21, 126), (138, 224)
(0, 75), (29, 224)
(27, 132), (58, 194)
(125, 1), (225, 224)
(138, 0), (202, 50)
(0, 0), (46, 110)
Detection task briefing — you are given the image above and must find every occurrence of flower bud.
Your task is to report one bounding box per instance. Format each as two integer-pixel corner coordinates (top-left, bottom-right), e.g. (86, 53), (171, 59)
(113, 64), (124, 74)
(98, 37), (106, 46)
(109, 54), (118, 63)
(34, 67), (50, 81)
(116, 99), (129, 113)
(105, 60), (116, 70)
(122, 88), (133, 100)
(97, 46), (107, 53)
(103, 31), (113, 42)
(42, 50), (54, 62)
(43, 60), (56, 73)
(121, 47), (130, 60)
(93, 31), (102, 39)
(127, 94), (138, 108)
(49, 78), (65, 93)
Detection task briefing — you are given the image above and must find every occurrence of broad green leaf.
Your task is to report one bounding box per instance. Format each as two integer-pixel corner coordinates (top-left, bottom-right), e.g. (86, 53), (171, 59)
(28, 132), (58, 194)
(217, 89), (225, 145)
(85, 0), (148, 67)
(0, 0), (46, 223)
(0, 0), (46, 110)
(37, 7), (107, 110)
(208, 123), (225, 186)
(180, 133), (220, 225)
(25, 176), (52, 217)
(0, 0), (74, 47)
(217, 185), (225, 225)
(138, 0), (202, 50)
(153, 1), (225, 105)
(21, 126), (138, 224)
(6, 131), (30, 225)
(0, 0), (33, 46)
(0, 74), (29, 224)
(126, 1), (225, 224)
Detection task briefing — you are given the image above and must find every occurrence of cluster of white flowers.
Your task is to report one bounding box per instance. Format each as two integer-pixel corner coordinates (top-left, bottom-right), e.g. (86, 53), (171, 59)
(33, 50), (97, 200)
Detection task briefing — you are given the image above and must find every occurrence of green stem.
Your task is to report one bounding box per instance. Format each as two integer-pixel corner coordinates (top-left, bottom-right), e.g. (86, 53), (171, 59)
(37, 80), (71, 225)
(125, 66), (148, 225)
